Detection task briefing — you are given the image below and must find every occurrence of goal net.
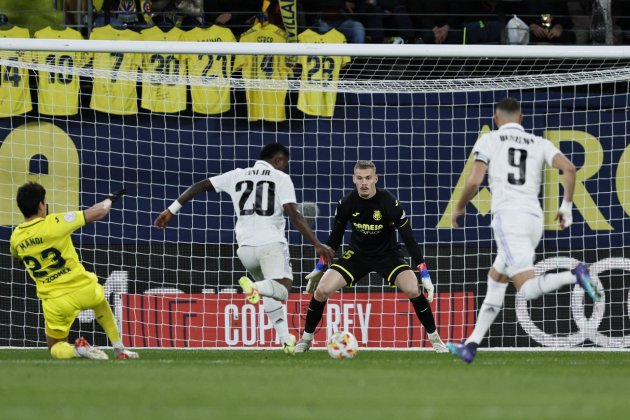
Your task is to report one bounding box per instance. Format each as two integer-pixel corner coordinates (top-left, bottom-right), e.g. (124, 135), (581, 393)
(1, 35), (629, 350)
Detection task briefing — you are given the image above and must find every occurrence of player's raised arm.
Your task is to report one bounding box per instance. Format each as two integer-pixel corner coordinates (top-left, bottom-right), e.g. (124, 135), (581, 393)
(84, 189), (126, 224)
(154, 179), (215, 229)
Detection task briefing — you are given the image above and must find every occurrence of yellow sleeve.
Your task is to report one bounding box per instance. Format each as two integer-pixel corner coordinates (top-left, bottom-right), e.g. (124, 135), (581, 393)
(47, 211), (86, 238)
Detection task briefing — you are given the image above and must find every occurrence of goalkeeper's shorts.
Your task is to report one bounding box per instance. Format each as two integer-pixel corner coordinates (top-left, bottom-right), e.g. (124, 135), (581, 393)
(42, 280), (105, 339)
(330, 249), (410, 287)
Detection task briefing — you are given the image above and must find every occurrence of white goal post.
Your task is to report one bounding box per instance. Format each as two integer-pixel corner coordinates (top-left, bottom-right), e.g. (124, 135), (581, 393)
(1, 37), (629, 350)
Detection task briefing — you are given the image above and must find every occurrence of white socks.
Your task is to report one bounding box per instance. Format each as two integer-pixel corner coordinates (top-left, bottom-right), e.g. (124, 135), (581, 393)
(466, 277), (508, 345)
(262, 297), (290, 345)
(518, 271), (575, 300)
(255, 279), (289, 301)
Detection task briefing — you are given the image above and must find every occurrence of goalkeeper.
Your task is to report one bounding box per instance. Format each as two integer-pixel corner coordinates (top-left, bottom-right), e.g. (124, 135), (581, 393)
(295, 160), (448, 353)
(9, 182), (138, 360)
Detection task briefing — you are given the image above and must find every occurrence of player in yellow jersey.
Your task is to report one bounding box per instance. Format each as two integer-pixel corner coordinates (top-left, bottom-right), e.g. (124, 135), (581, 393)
(9, 182), (139, 360)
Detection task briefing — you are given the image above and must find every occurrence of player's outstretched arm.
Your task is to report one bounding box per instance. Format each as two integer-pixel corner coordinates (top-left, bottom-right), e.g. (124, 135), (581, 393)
(154, 179), (215, 229)
(284, 202), (334, 263)
(452, 160), (487, 227)
(552, 153), (577, 230)
(84, 189), (126, 224)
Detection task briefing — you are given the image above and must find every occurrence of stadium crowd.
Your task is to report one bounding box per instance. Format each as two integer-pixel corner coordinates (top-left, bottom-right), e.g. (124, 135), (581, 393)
(2, 0), (630, 45)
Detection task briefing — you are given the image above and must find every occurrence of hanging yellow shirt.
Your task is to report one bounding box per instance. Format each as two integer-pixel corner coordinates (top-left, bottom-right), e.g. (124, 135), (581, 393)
(89, 25), (142, 115)
(297, 29), (350, 118)
(182, 25), (236, 115)
(140, 26), (187, 113)
(234, 23), (292, 122)
(0, 26), (32, 117)
(33, 26), (89, 116)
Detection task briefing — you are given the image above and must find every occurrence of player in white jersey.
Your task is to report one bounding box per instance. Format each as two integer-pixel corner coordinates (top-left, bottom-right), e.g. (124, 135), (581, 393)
(447, 97), (601, 363)
(154, 143), (334, 353)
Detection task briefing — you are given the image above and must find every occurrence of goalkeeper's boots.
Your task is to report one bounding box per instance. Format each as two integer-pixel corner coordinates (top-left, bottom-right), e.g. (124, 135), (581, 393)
(428, 331), (449, 353)
(74, 337), (109, 360)
(239, 276), (260, 304)
(283, 334), (296, 355)
(574, 263), (601, 302)
(294, 337), (312, 353)
(446, 341), (476, 364)
(114, 347), (140, 360)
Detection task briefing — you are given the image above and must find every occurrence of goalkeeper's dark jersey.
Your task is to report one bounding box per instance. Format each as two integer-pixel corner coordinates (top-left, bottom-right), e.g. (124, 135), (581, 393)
(327, 188), (411, 258)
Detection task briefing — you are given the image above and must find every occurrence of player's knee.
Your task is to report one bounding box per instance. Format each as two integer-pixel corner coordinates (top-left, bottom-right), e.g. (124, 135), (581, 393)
(314, 287), (331, 301)
(276, 278), (292, 294)
(50, 341), (76, 359)
(401, 288), (420, 299)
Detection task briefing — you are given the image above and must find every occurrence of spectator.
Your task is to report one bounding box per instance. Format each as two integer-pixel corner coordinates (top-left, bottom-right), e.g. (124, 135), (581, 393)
(303, 0), (366, 44)
(521, 0), (576, 44)
(568, 1), (591, 44)
(613, 0), (630, 44)
(407, 1), (457, 44)
(356, 0), (417, 44)
(446, 0), (505, 44)
(203, 0), (260, 36)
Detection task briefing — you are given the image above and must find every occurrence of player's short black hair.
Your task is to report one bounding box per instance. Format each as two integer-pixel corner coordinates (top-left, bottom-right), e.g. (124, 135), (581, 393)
(16, 182), (46, 218)
(259, 143), (289, 160)
(496, 97), (521, 114)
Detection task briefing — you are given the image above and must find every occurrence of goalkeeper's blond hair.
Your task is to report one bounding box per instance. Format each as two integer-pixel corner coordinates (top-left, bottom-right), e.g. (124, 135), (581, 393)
(354, 160), (376, 172)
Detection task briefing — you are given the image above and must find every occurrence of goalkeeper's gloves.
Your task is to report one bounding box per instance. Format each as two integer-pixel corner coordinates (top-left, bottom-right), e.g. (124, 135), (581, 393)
(305, 256), (327, 294)
(418, 262), (435, 302)
(557, 199), (573, 229)
(107, 189), (127, 204)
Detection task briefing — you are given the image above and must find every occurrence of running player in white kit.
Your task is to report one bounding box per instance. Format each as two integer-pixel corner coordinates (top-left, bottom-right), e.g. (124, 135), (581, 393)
(447, 98), (601, 363)
(154, 143), (334, 353)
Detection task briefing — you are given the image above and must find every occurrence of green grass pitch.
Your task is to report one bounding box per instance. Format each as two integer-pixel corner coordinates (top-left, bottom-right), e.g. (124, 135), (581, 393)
(1, 349), (628, 420)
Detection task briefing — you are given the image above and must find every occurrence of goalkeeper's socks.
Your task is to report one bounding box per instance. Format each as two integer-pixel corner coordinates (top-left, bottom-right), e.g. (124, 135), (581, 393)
(304, 297), (326, 334)
(410, 294), (436, 334)
(255, 279), (289, 301)
(519, 271), (575, 300)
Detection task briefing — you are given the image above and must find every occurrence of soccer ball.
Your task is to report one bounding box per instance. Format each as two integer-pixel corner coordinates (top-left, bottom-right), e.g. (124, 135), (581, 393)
(327, 331), (359, 360)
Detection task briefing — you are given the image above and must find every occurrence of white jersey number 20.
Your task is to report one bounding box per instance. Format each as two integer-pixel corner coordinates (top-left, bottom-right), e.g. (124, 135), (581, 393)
(236, 180), (276, 216)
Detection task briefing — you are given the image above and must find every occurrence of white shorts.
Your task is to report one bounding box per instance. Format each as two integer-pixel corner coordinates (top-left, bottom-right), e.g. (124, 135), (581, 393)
(236, 242), (293, 281)
(491, 211), (543, 278)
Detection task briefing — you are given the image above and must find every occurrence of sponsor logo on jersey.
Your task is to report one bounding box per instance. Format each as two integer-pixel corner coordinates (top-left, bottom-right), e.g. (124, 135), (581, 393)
(373, 210), (382, 221)
(352, 222), (383, 231)
(352, 212), (360, 217)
